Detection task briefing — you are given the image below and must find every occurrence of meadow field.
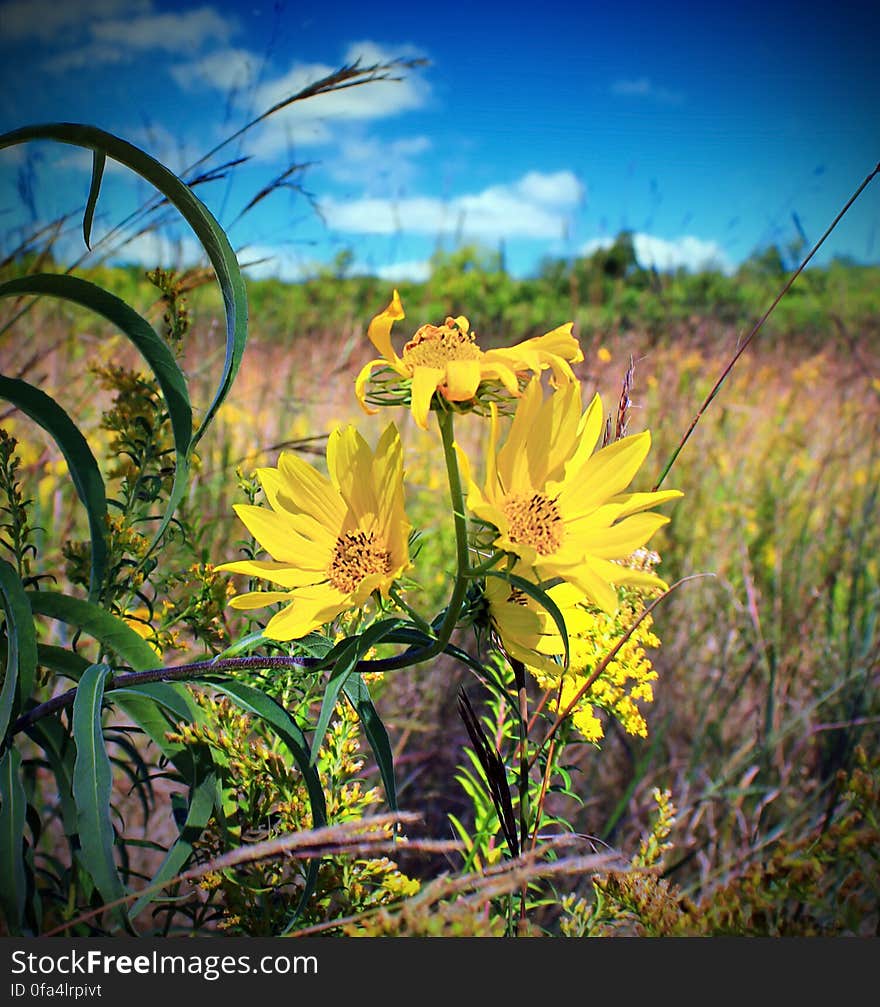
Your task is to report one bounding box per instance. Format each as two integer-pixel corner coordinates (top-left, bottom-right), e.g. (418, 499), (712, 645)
(2, 236), (878, 936)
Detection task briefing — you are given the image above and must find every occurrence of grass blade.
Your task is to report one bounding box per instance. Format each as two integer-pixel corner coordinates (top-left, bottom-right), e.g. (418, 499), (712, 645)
(343, 672), (397, 811)
(0, 558), (37, 738)
(0, 123), (248, 448)
(71, 662), (127, 923)
(0, 747), (28, 933)
(0, 376), (107, 601)
(0, 273), (193, 561)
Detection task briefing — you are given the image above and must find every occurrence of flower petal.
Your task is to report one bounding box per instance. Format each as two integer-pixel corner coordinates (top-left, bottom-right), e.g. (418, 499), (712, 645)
(410, 366), (444, 429)
(367, 289), (406, 364)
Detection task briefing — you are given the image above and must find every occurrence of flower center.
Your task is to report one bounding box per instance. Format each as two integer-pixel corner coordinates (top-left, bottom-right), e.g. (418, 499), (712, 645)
(401, 319), (482, 370)
(502, 492), (564, 555)
(328, 530), (391, 594)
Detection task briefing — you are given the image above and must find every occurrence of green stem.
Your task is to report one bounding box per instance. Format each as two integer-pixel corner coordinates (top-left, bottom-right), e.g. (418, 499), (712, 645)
(423, 408), (472, 655)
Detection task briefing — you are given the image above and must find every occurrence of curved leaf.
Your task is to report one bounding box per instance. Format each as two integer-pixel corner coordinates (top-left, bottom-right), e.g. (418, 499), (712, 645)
(25, 717), (78, 838)
(310, 617), (408, 764)
(27, 590), (162, 671)
(0, 273), (193, 559)
(111, 682), (203, 772)
(0, 747), (28, 934)
(486, 569), (570, 670)
(342, 672), (397, 812)
(83, 150), (105, 249)
(35, 643), (91, 683)
(0, 123), (248, 446)
(72, 662), (127, 918)
(0, 558), (37, 739)
(0, 376), (107, 601)
(128, 771), (217, 921)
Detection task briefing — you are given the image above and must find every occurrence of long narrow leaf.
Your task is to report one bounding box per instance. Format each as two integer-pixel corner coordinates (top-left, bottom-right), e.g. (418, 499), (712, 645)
(311, 617), (408, 764)
(25, 718), (79, 838)
(0, 376), (107, 600)
(83, 149), (105, 249)
(71, 662), (127, 920)
(0, 558), (37, 738)
(27, 591), (162, 671)
(342, 672), (397, 811)
(0, 123), (248, 446)
(0, 273), (193, 559)
(128, 771), (217, 921)
(0, 747), (28, 933)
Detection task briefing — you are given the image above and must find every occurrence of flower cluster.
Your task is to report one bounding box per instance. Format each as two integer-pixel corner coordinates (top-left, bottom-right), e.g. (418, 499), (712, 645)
(222, 291), (680, 736)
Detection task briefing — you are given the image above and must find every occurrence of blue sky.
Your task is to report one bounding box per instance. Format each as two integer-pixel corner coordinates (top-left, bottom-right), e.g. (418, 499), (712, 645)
(0, 0), (878, 283)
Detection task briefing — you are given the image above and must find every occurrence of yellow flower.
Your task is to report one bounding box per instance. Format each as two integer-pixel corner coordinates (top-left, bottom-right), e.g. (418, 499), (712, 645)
(459, 379), (682, 613)
(218, 423), (411, 641)
(355, 290), (583, 429)
(484, 568), (589, 675)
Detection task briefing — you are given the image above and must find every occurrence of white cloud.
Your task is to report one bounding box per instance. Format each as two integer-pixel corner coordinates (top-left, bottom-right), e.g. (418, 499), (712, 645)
(328, 135), (432, 190)
(242, 45), (430, 156)
(91, 6), (233, 52)
(374, 258), (432, 283)
(169, 47), (259, 94)
(320, 170), (584, 241)
(582, 233), (732, 273)
(611, 77), (684, 105)
(0, 0), (151, 44)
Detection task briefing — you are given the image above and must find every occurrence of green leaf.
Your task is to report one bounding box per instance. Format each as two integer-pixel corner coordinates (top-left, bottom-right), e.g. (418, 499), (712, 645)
(111, 682), (202, 771)
(342, 672), (397, 811)
(310, 637), (360, 765)
(83, 149), (105, 249)
(35, 644), (91, 682)
(0, 123), (248, 447)
(0, 559), (37, 739)
(27, 591), (162, 671)
(0, 273), (193, 561)
(486, 569), (570, 670)
(128, 771), (217, 921)
(0, 376), (107, 601)
(25, 717), (78, 838)
(71, 662), (127, 918)
(0, 747), (28, 934)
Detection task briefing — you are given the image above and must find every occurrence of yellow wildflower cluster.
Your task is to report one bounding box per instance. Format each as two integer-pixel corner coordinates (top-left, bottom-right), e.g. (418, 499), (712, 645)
(167, 687), (420, 932)
(529, 588), (662, 743)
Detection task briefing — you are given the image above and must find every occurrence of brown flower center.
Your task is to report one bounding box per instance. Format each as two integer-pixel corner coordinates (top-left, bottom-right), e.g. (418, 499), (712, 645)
(328, 530), (391, 594)
(401, 319), (482, 370)
(502, 492), (564, 555)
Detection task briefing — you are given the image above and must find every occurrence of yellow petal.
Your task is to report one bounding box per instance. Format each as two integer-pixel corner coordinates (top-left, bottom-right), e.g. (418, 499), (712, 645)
(563, 430), (652, 515)
(611, 489), (684, 518)
(442, 359), (482, 402)
(366, 289), (406, 364)
(232, 503), (330, 565)
(228, 590), (292, 610)
(571, 512), (671, 559)
(216, 559), (323, 588)
(263, 586), (349, 641)
(410, 366), (444, 429)
(355, 359), (383, 415)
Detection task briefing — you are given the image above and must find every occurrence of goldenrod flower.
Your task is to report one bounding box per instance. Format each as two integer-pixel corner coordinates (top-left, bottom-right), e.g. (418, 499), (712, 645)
(459, 379), (681, 613)
(355, 290), (583, 429)
(218, 423), (411, 641)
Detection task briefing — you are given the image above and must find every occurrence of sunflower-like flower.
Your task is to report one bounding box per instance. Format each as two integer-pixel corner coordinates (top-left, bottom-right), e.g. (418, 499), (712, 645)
(355, 290), (583, 429)
(218, 423), (411, 641)
(486, 560), (667, 743)
(459, 379), (682, 613)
